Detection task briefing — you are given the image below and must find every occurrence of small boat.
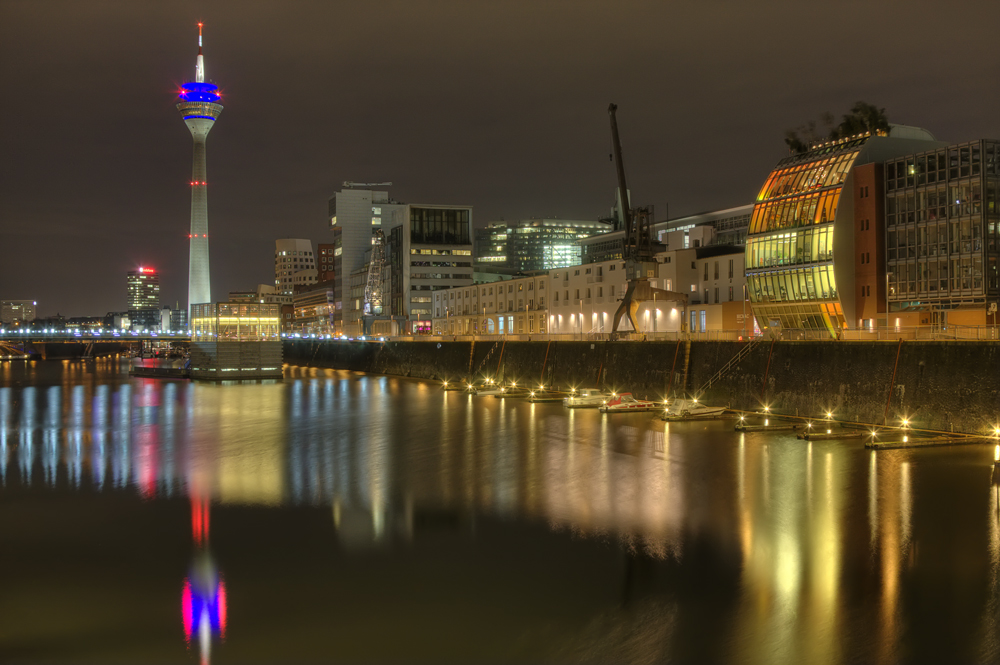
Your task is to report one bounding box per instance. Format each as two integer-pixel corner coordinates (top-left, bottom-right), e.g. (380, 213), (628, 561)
(493, 385), (530, 398)
(471, 387), (505, 396)
(563, 389), (612, 409)
(661, 399), (727, 420)
(598, 393), (661, 413)
(440, 380), (465, 391)
(526, 389), (564, 403)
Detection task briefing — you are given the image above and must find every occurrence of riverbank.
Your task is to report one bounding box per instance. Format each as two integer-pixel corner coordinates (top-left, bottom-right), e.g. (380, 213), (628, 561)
(284, 339), (1000, 435)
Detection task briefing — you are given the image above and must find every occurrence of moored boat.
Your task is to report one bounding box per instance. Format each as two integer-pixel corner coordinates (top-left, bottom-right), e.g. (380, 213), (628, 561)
(562, 388), (612, 409)
(662, 398), (728, 420)
(598, 393), (661, 413)
(526, 389), (565, 403)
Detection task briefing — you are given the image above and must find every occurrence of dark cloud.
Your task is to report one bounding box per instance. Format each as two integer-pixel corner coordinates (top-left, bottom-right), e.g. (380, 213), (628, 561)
(2, 0), (997, 316)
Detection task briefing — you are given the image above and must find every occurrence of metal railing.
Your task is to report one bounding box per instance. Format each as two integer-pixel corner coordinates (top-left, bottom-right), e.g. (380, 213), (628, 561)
(286, 325), (1000, 344)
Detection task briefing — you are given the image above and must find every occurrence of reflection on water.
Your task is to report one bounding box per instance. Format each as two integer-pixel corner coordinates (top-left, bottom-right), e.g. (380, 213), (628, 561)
(1, 359), (999, 663)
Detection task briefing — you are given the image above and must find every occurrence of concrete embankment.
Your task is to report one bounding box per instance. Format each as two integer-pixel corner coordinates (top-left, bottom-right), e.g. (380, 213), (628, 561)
(283, 339), (1000, 435)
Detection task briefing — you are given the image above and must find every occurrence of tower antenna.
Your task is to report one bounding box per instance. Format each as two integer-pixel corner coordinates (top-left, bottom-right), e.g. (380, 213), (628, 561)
(196, 23), (205, 83)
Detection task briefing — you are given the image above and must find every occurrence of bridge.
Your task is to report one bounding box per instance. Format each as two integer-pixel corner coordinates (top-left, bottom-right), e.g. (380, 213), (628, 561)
(0, 331), (190, 360)
(0, 331), (190, 342)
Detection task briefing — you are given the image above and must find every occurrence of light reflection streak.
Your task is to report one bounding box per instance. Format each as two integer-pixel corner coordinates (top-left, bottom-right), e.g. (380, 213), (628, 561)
(0, 387), (10, 485)
(4, 366), (1000, 663)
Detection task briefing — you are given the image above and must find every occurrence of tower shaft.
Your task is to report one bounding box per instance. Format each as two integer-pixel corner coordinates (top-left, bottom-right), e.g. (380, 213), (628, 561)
(187, 133), (211, 317)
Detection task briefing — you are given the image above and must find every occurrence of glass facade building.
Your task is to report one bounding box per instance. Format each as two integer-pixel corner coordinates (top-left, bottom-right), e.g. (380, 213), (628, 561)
(191, 303), (281, 341)
(885, 140), (1000, 315)
(745, 129), (942, 336)
(475, 219), (612, 272)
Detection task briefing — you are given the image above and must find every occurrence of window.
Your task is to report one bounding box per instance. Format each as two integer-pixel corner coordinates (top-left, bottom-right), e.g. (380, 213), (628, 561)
(574, 289), (580, 300)
(554, 292), (559, 302)
(714, 261), (719, 279)
(704, 263), (709, 280)
(728, 259), (734, 278)
(598, 287), (603, 297)
(714, 287), (719, 304)
(729, 286), (734, 301)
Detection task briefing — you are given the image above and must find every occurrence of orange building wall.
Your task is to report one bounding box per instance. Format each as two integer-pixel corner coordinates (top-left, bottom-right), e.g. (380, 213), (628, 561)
(853, 163), (885, 327)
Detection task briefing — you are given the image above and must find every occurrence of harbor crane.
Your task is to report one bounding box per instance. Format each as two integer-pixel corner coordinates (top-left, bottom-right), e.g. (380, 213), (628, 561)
(362, 229), (386, 335)
(608, 103), (688, 336)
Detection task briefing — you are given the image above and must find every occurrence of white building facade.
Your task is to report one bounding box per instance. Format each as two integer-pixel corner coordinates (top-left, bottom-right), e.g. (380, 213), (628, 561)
(274, 239), (317, 296)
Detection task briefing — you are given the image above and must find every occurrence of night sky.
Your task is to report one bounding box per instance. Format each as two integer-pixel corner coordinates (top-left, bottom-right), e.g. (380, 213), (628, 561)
(2, 1), (998, 318)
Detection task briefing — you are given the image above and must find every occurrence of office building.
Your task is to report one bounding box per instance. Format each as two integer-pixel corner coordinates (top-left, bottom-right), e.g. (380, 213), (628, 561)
(274, 239), (317, 296)
(328, 186), (473, 334)
(744, 127), (945, 337)
(127, 267), (160, 310)
(885, 139), (1000, 327)
(1, 300), (37, 325)
(126, 267), (161, 331)
(475, 219), (613, 272)
(177, 23), (223, 320)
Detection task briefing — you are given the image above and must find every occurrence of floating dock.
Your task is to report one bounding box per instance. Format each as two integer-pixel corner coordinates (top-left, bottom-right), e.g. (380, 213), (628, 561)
(865, 435), (991, 450)
(797, 430), (865, 441)
(736, 423), (799, 432)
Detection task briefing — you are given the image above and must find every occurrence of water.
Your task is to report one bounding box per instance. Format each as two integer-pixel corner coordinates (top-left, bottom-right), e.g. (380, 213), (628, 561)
(1, 359), (999, 664)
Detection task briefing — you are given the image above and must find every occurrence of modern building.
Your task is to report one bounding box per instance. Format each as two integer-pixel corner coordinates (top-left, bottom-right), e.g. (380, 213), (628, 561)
(177, 23), (222, 321)
(189, 302), (282, 379)
(328, 186), (473, 335)
(328, 187), (406, 334)
(126, 267), (161, 331)
(745, 127), (945, 337)
(885, 139), (1000, 327)
(475, 219), (613, 272)
(127, 267), (160, 310)
(274, 239), (317, 296)
(1, 300), (36, 325)
(292, 279), (336, 333)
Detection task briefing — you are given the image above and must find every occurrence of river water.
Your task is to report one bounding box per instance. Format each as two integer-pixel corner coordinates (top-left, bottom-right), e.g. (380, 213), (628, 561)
(1, 359), (998, 664)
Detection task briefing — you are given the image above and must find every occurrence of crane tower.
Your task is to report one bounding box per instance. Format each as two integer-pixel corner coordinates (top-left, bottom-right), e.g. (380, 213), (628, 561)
(364, 229), (386, 316)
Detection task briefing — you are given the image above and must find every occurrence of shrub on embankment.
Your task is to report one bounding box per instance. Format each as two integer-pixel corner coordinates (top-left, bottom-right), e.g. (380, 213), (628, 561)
(284, 339), (1000, 434)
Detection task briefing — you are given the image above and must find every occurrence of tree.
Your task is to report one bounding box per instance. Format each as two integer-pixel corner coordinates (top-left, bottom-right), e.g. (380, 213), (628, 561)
(784, 102), (890, 154)
(828, 101), (890, 140)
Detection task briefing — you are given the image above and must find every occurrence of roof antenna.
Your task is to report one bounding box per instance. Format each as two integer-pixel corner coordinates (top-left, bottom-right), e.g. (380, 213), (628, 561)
(195, 22), (205, 83)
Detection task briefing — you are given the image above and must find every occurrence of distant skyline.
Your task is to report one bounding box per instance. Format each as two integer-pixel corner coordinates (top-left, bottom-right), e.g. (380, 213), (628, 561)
(2, 1), (998, 317)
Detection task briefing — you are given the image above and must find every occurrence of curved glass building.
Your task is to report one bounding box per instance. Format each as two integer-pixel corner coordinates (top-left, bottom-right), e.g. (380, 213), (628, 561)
(746, 129), (941, 337)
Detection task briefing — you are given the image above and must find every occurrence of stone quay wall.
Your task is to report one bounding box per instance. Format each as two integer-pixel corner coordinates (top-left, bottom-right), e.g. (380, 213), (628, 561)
(284, 339), (1000, 435)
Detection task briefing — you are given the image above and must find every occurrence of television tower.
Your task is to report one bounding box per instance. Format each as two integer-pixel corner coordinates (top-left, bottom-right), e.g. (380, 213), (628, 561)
(177, 23), (223, 323)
